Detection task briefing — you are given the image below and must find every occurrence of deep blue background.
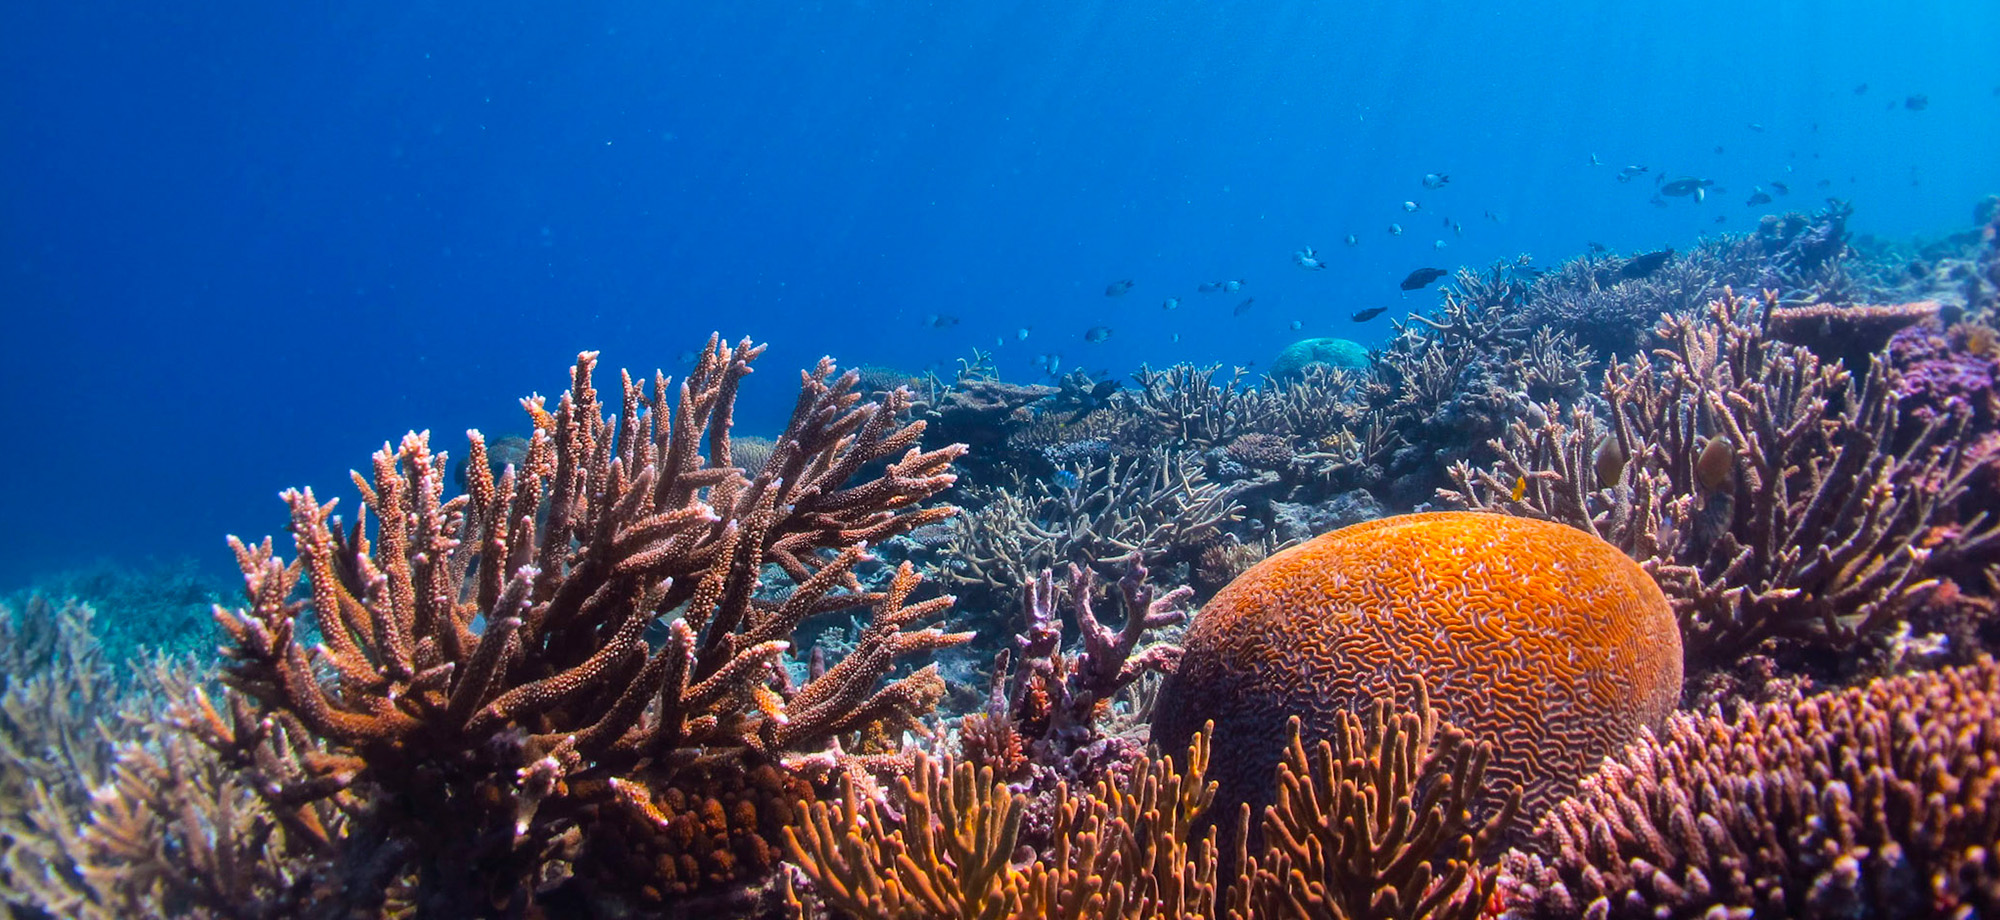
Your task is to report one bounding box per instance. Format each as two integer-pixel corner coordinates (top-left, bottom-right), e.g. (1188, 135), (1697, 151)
(3, 0), (1995, 586)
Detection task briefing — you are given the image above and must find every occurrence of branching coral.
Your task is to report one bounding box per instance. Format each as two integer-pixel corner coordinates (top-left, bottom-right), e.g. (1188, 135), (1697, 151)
(99, 337), (971, 915)
(786, 729), (1224, 919)
(1234, 692), (1518, 920)
(942, 449), (1240, 612)
(1498, 656), (2000, 919)
(958, 559), (1191, 791)
(1445, 289), (2000, 677)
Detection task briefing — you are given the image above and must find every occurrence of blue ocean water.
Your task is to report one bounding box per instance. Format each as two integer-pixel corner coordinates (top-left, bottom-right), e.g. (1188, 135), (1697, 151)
(2, 0), (1994, 587)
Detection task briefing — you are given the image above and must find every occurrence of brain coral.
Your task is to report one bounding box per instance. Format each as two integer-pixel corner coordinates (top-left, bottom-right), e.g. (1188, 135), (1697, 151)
(1150, 511), (1682, 841)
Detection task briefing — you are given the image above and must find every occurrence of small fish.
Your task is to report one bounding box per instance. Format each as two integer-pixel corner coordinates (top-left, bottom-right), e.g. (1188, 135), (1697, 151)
(1289, 319), (1304, 331)
(1171, 332), (1180, 343)
(1510, 476), (1528, 502)
(1083, 326), (1113, 343)
(1038, 353), (1061, 375)
(1816, 178), (1833, 189)
(1162, 297), (1180, 311)
(1344, 233), (1360, 246)
(1648, 195), (1668, 208)
(1853, 83), (1869, 95)
(1422, 172), (1451, 189)
(1351, 306), (1387, 322)
(1713, 145), (1725, 154)
(1452, 221), (1463, 237)
(1293, 246), (1328, 270)
(1232, 298), (1255, 316)
(1747, 122), (1764, 132)
(1905, 94), (1928, 111)
(1223, 279), (1244, 292)
(925, 313), (961, 328)
(1588, 241), (1609, 254)
(1696, 435), (1735, 491)
(1589, 153), (1603, 166)
(1714, 215), (1728, 224)
(1615, 165), (1649, 183)
(1746, 189), (1772, 206)
(1433, 239), (1447, 250)
(1482, 209), (1500, 222)
(1403, 200), (1421, 212)
(1621, 249), (1673, 279)
(1388, 223), (1403, 236)
(1399, 267), (1448, 291)
(1105, 279), (1135, 296)
(1197, 281), (1222, 293)
(1016, 327), (1031, 341)
(995, 336), (1005, 347)
(1593, 434), (1627, 488)
(1660, 176), (1716, 202)
(676, 349), (699, 365)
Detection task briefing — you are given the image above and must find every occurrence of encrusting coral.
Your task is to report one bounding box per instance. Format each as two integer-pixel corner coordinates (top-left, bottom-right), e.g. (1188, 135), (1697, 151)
(1152, 511), (1683, 848)
(84, 337), (972, 916)
(1497, 656), (2000, 919)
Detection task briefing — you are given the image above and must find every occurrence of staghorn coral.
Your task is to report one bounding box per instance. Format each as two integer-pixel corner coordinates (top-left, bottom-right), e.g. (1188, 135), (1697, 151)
(941, 449), (1240, 613)
(0, 598), (155, 917)
(1152, 512), (1682, 848)
(957, 558), (1191, 805)
(104, 337), (972, 916)
(1445, 289), (2000, 680)
(1498, 656), (2000, 919)
(1234, 693), (1518, 920)
(786, 729), (1225, 919)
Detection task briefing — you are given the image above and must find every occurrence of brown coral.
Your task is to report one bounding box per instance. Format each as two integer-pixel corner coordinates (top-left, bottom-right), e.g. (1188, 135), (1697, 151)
(1235, 692), (1518, 920)
(1151, 511), (1682, 845)
(132, 337), (970, 915)
(1499, 657), (2000, 919)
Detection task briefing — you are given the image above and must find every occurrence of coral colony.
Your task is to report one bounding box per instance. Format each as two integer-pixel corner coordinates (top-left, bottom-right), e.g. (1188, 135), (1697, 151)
(4, 200), (2000, 918)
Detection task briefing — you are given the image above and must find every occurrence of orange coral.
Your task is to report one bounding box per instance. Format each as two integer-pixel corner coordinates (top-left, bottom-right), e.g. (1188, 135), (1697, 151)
(1151, 511), (1681, 843)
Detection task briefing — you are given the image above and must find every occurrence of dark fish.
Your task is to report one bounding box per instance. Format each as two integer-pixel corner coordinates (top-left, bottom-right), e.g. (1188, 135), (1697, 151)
(1713, 215), (1728, 224)
(1351, 306), (1387, 322)
(1620, 249), (1673, 279)
(925, 313), (960, 328)
(1660, 177), (1716, 201)
(1197, 281), (1222, 293)
(1090, 379), (1118, 399)
(1854, 83), (1868, 95)
(1905, 94), (1928, 111)
(1649, 195), (1668, 208)
(1105, 279), (1135, 296)
(1770, 180), (1791, 195)
(1746, 189), (1773, 206)
(1816, 178), (1833, 189)
(1696, 435), (1735, 492)
(1083, 326), (1114, 343)
(1593, 434), (1628, 489)
(1588, 241), (1609, 254)
(1713, 145), (1725, 154)
(1399, 267), (1448, 291)
(1232, 298), (1255, 316)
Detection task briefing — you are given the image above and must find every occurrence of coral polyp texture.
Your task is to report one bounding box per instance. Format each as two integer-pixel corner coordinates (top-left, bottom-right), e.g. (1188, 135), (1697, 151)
(1499, 657), (2000, 919)
(1151, 511), (1683, 843)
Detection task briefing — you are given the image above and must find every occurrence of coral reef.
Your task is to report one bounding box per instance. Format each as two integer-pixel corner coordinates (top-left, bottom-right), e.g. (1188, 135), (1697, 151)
(1152, 511), (1682, 848)
(1445, 290), (2000, 682)
(1235, 692), (1517, 920)
(83, 338), (972, 916)
(1498, 657), (2000, 919)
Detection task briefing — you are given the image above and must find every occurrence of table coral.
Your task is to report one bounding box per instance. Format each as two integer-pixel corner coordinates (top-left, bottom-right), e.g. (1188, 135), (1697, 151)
(1150, 511), (1682, 845)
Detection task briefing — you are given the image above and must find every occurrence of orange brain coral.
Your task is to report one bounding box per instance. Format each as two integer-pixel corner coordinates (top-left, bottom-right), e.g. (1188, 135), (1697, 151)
(1151, 511), (1682, 838)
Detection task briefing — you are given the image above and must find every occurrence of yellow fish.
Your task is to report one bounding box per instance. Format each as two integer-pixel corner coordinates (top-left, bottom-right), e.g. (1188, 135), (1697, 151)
(1510, 476), (1528, 502)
